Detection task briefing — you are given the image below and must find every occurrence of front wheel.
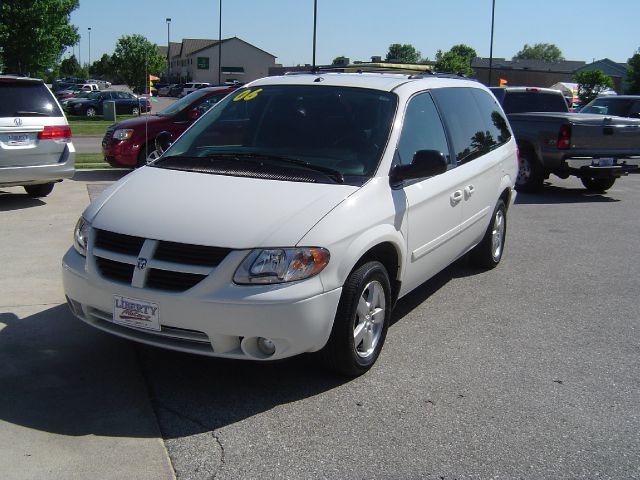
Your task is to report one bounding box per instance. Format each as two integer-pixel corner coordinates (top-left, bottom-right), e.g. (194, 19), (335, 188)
(131, 106), (140, 115)
(470, 199), (507, 269)
(85, 107), (97, 117)
(137, 142), (161, 167)
(24, 183), (54, 198)
(320, 261), (391, 377)
(580, 176), (615, 192)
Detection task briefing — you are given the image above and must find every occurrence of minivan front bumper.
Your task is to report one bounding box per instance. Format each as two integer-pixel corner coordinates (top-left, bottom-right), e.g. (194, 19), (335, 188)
(62, 247), (341, 361)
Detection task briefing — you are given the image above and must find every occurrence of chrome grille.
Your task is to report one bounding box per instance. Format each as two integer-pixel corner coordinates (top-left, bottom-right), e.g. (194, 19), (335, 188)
(92, 229), (231, 292)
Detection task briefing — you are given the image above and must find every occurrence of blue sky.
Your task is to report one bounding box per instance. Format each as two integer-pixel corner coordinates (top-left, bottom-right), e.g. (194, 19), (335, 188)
(69, 0), (640, 66)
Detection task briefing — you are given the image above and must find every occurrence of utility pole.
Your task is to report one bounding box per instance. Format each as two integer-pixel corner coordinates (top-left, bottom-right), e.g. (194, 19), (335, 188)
(166, 18), (171, 81)
(312, 0), (318, 68)
(218, 0), (222, 85)
(88, 27), (92, 75)
(488, 0), (496, 86)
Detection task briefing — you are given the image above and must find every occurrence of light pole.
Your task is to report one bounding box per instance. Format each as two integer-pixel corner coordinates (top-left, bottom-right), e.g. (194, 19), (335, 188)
(88, 27), (92, 75)
(488, 0), (495, 86)
(218, 0), (222, 85)
(166, 18), (171, 81)
(312, 0), (318, 68)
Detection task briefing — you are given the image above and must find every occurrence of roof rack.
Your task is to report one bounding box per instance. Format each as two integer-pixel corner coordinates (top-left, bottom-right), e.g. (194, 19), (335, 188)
(284, 64), (474, 81)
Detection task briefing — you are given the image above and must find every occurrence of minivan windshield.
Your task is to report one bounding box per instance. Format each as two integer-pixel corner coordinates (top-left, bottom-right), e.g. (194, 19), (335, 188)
(154, 85), (397, 184)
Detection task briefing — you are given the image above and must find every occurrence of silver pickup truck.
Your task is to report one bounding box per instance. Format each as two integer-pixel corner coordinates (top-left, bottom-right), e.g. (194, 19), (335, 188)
(491, 87), (640, 192)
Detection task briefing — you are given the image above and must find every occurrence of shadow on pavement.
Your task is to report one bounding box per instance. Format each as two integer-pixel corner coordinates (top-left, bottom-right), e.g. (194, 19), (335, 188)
(515, 184), (619, 205)
(72, 169), (130, 182)
(0, 305), (161, 438)
(0, 192), (45, 211)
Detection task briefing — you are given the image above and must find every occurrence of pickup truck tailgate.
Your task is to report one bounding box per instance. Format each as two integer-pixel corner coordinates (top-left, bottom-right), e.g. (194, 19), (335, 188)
(569, 114), (640, 151)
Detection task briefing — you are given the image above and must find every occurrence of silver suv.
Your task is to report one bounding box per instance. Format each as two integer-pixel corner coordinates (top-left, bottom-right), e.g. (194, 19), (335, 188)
(0, 75), (75, 197)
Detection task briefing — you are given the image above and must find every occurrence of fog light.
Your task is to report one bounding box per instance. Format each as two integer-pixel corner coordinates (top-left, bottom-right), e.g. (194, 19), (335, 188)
(257, 337), (276, 356)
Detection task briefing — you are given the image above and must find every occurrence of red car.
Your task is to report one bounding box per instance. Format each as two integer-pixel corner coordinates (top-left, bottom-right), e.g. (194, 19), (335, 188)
(102, 86), (236, 168)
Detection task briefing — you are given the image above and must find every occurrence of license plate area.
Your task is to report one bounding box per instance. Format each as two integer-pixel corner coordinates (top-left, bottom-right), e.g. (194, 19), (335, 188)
(3, 133), (35, 146)
(594, 157), (614, 167)
(113, 295), (161, 331)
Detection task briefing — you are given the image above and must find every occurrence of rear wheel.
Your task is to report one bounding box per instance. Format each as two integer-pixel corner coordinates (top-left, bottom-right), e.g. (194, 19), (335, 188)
(320, 261), (391, 377)
(580, 176), (615, 192)
(515, 150), (544, 192)
(131, 106), (140, 115)
(24, 183), (54, 198)
(85, 107), (97, 117)
(470, 199), (507, 269)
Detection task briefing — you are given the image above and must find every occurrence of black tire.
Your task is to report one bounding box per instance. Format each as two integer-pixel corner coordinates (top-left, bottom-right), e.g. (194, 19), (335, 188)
(470, 199), (507, 269)
(515, 150), (544, 192)
(24, 183), (54, 198)
(320, 261), (391, 377)
(580, 176), (615, 192)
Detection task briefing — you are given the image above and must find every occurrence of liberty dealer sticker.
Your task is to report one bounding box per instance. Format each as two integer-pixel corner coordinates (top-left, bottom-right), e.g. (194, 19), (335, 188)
(113, 295), (161, 331)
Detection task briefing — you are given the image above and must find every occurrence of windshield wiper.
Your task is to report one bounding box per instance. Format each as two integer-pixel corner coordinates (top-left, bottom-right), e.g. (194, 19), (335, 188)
(213, 152), (345, 183)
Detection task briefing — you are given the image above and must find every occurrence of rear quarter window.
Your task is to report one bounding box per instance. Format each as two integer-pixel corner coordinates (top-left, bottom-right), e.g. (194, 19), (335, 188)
(432, 87), (509, 164)
(0, 81), (62, 117)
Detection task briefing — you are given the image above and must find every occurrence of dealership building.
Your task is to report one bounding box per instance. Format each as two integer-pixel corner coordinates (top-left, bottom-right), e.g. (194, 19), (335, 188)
(159, 37), (278, 85)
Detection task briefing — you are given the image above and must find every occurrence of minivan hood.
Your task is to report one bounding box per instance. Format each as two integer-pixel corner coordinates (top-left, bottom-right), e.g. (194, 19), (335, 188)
(86, 167), (359, 248)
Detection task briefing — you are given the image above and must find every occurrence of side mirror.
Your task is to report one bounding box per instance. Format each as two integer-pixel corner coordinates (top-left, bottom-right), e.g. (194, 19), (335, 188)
(390, 150), (448, 185)
(187, 108), (201, 121)
(155, 131), (174, 154)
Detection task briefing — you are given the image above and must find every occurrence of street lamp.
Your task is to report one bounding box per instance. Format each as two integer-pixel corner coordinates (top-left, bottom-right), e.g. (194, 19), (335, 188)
(488, 0), (495, 86)
(218, 0), (222, 85)
(312, 0), (318, 68)
(166, 18), (171, 81)
(88, 27), (92, 75)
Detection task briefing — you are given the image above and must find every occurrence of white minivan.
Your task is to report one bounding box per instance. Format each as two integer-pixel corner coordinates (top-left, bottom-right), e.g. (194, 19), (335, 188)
(63, 72), (517, 376)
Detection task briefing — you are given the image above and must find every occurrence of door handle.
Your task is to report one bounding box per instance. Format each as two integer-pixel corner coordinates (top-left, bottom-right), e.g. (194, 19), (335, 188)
(450, 190), (463, 206)
(464, 185), (475, 199)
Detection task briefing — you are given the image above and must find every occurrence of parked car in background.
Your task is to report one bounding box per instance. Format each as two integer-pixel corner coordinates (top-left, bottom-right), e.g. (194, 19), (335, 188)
(158, 84), (177, 96)
(87, 79), (112, 89)
(168, 84), (185, 97)
(0, 75), (75, 197)
(579, 95), (640, 119)
(65, 72), (518, 377)
(179, 82), (211, 97)
(64, 90), (151, 117)
(491, 86), (640, 192)
(102, 86), (236, 168)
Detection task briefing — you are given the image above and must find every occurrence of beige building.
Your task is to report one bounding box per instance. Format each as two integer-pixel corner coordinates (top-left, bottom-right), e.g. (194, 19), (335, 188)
(159, 37), (277, 85)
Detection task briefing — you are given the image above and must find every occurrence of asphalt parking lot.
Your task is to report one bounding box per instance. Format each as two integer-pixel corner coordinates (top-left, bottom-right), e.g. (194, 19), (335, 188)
(1, 172), (639, 479)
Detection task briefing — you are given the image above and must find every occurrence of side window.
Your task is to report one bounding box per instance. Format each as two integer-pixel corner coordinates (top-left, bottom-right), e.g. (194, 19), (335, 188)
(628, 101), (640, 118)
(432, 87), (494, 164)
(196, 94), (225, 115)
(470, 89), (512, 146)
(396, 92), (450, 166)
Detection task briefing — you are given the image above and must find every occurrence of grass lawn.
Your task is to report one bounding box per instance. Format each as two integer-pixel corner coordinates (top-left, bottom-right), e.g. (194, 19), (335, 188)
(75, 152), (114, 170)
(68, 114), (138, 136)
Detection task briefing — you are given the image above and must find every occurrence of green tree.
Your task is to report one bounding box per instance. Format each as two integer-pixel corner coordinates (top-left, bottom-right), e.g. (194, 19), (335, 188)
(574, 70), (614, 104)
(0, 0), (79, 76)
(385, 43), (422, 64)
(434, 44), (477, 76)
(626, 49), (640, 94)
(59, 55), (83, 78)
(332, 56), (349, 66)
(513, 43), (564, 62)
(111, 34), (165, 89)
(91, 53), (115, 81)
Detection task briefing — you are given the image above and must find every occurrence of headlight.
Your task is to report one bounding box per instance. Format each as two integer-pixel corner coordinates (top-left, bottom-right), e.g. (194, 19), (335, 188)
(73, 217), (90, 256)
(233, 248), (330, 285)
(113, 129), (134, 141)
